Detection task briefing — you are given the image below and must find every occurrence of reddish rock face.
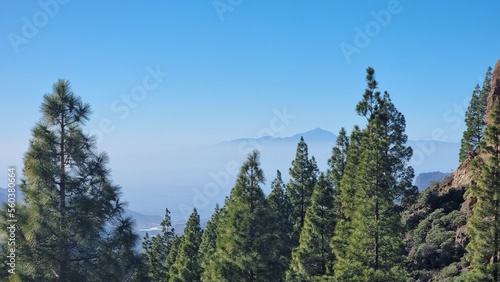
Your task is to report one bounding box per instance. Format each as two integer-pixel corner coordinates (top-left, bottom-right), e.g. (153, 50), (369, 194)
(486, 60), (500, 124)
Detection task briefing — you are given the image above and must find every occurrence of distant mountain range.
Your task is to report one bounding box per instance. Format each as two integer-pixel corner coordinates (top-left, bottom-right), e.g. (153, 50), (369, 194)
(0, 128), (461, 251)
(223, 127), (337, 144)
(414, 171), (452, 190)
(406, 139), (459, 176)
(216, 128), (459, 181)
(0, 128), (461, 230)
(133, 127), (460, 228)
(124, 209), (163, 231)
(109, 127), (460, 221)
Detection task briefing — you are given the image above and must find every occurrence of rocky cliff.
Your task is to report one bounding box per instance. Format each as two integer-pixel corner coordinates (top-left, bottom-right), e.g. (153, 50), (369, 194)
(427, 60), (500, 266)
(485, 60), (500, 124)
(439, 59), (500, 196)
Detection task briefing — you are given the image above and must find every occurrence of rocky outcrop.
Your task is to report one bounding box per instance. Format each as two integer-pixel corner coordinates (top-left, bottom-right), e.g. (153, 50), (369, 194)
(404, 59), (500, 277)
(440, 60), (500, 254)
(455, 225), (468, 247)
(439, 59), (500, 197)
(438, 159), (472, 195)
(485, 60), (500, 124)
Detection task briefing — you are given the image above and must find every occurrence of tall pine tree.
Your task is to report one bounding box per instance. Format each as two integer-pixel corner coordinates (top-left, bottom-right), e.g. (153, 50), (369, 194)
(333, 68), (413, 281)
(326, 127), (350, 243)
(209, 150), (273, 281)
(287, 137), (319, 246)
(165, 236), (182, 281)
(459, 67), (492, 162)
(199, 205), (222, 281)
(0, 80), (142, 281)
(142, 208), (177, 282)
(287, 174), (336, 281)
(331, 125), (363, 271)
(466, 101), (500, 282)
(333, 126), (363, 221)
(328, 127), (349, 190)
(267, 170), (293, 281)
(169, 208), (202, 282)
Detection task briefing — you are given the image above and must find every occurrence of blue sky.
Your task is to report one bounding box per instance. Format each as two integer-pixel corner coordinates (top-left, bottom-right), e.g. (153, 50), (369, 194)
(1, 1), (500, 216)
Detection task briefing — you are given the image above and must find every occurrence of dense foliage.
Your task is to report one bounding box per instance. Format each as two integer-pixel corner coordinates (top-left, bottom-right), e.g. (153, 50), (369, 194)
(466, 101), (500, 281)
(0, 80), (144, 281)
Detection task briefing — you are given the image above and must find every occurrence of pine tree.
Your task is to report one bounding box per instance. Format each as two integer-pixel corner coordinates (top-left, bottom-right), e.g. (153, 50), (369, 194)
(326, 127), (349, 241)
(333, 68), (413, 281)
(328, 127), (349, 190)
(0, 80), (142, 281)
(199, 205), (221, 281)
(287, 137), (319, 245)
(459, 67), (492, 162)
(142, 208), (177, 282)
(460, 84), (486, 161)
(267, 170), (293, 281)
(331, 125), (362, 271)
(169, 208), (202, 282)
(466, 101), (500, 282)
(209, 150), (273, 282)
(287, 174), (336, 281)
(335, 126), (363, 218)
(166, 235), (183, 280)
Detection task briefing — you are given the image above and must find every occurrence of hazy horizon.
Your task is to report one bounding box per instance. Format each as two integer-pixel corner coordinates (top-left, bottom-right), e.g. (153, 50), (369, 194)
(1, 126), (460, 220)
(1, 1), (499, 219)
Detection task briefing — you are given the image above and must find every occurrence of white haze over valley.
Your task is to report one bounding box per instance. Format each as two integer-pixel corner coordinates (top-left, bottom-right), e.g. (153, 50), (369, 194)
(108, 128), (459, 221)
(0, 128), (460, 235)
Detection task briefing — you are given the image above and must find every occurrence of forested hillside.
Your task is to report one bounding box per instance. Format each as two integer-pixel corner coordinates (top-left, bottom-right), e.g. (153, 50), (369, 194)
(1, 62), (499, 281)
(141, 63), (500, 282)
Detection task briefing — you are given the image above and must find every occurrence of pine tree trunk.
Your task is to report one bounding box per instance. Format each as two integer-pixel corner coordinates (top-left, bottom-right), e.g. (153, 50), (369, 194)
(494, 211), (498, 282)
(300, 176), (305, 228)
(59, 116), (68, 281)
(374, 198), (379, 280)
(374, 152), (381, 282)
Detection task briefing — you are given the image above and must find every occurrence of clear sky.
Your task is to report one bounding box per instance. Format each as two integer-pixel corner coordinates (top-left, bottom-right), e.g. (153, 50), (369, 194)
(1, 1), (500, 215)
